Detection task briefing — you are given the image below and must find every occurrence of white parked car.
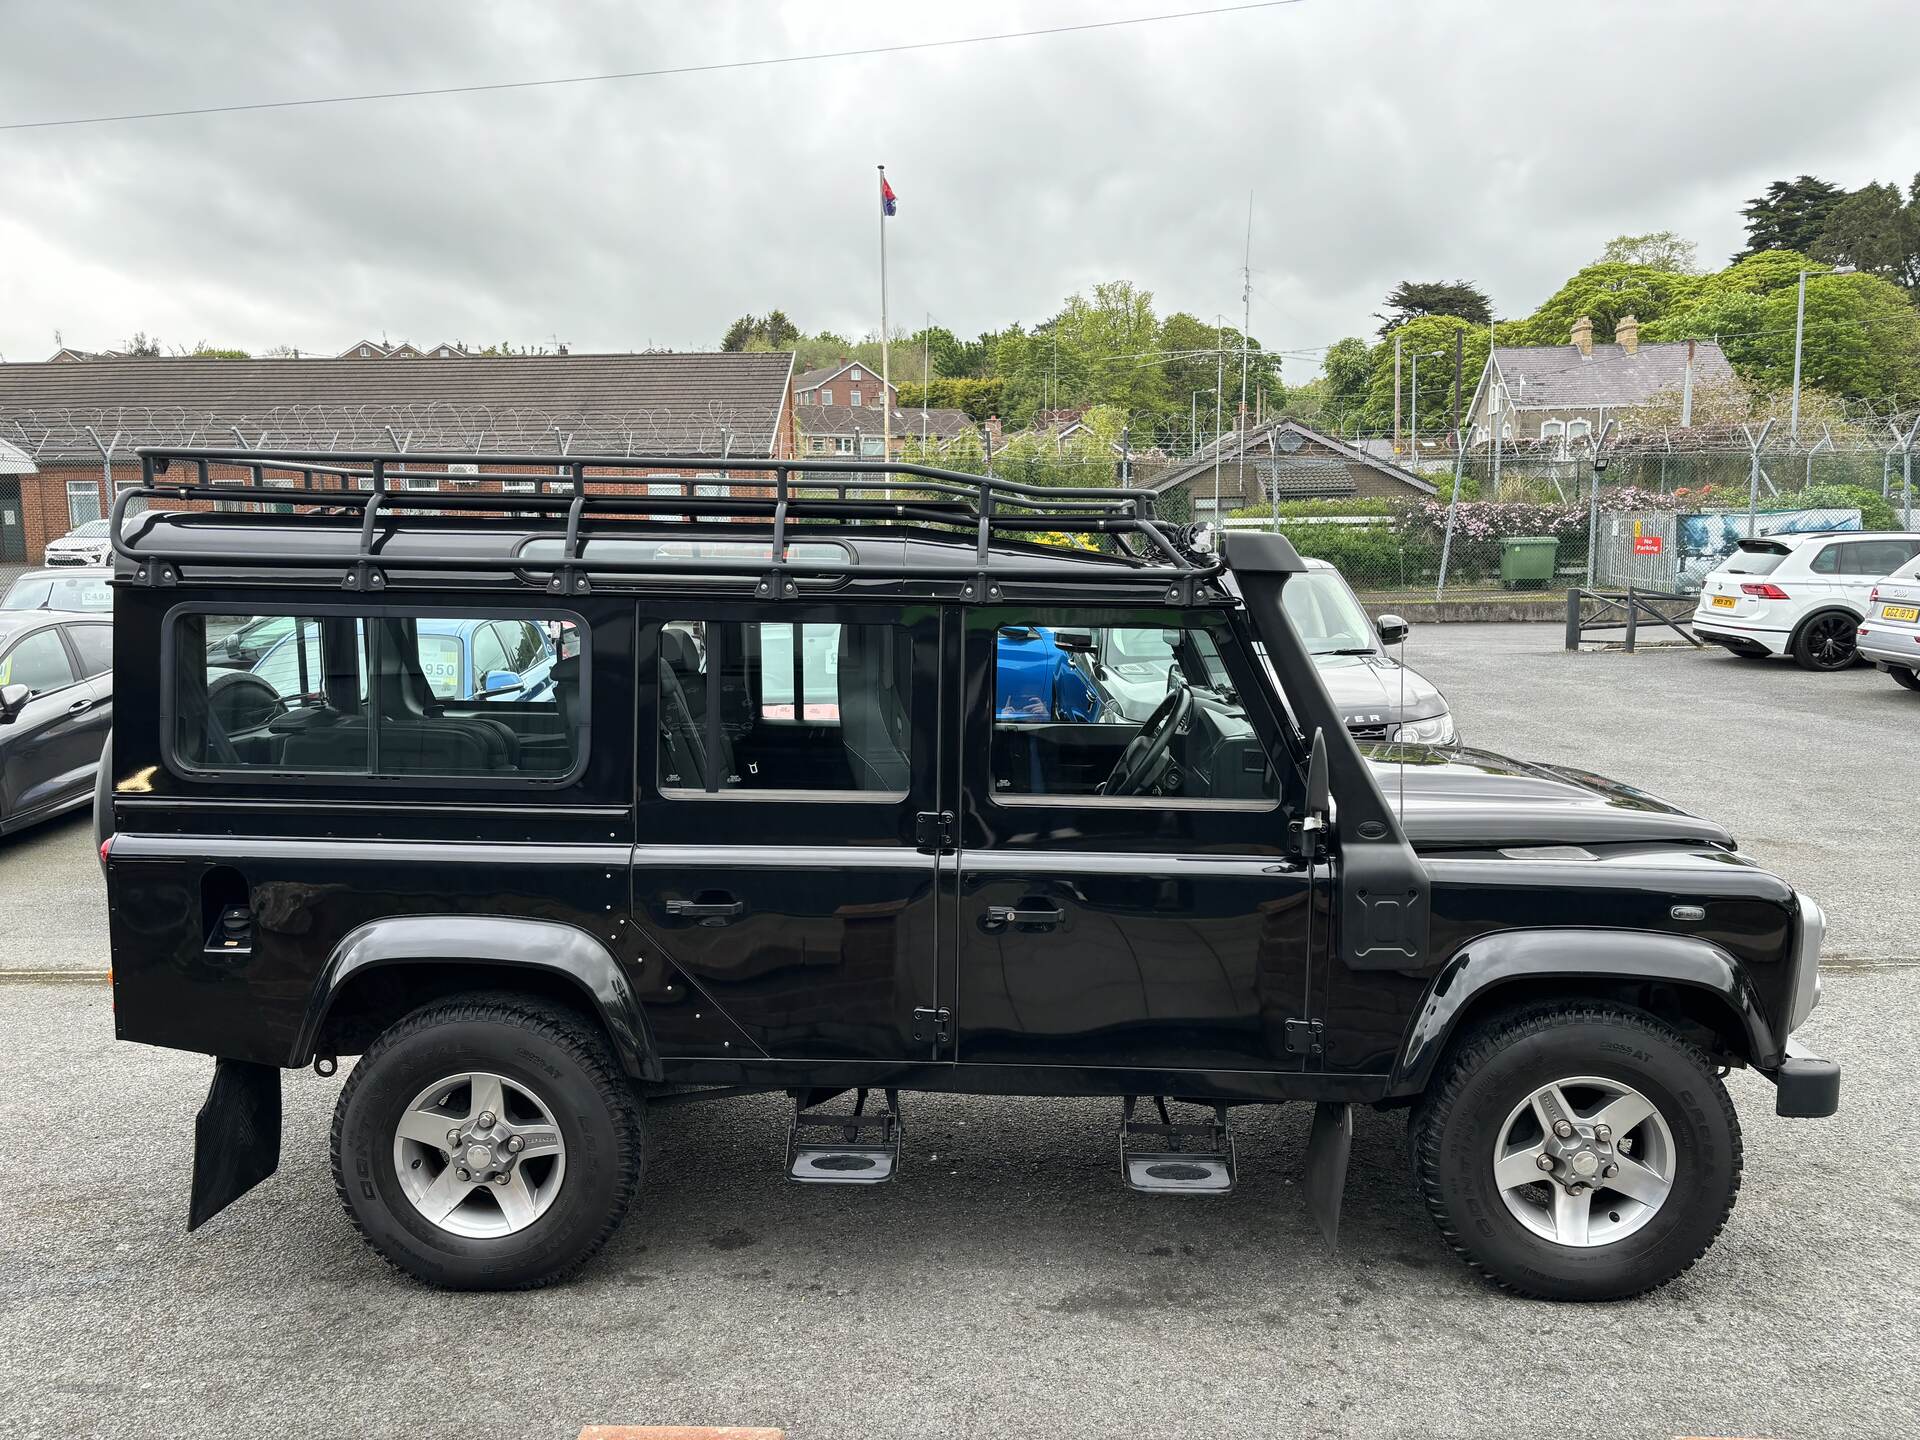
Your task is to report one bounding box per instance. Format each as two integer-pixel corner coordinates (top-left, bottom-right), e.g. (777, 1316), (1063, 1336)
(1692, 531), (1920, 671)
(1857, 554), (1920, 693)
(42, 518), (115, 567)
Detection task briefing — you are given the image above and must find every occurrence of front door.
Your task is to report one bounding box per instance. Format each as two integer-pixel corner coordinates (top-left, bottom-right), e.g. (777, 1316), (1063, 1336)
(0, 622), (104, 819)
(950, 605), (1320, 1074)
(631, 603), (945, 1062)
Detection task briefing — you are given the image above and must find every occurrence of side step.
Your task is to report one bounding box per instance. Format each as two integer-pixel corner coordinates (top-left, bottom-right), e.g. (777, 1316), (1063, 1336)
(1119, 1096), (1237, 1195)
(786, 1087), (903, 1184)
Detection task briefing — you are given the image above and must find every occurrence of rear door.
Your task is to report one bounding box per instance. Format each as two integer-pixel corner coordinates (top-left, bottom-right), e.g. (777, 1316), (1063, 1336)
(949, 605), (1319, 1074)
(630, 603), (946, 1062)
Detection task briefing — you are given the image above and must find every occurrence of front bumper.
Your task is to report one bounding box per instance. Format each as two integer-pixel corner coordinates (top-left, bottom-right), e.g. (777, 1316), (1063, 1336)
(1767, 1038), (1841, 1117)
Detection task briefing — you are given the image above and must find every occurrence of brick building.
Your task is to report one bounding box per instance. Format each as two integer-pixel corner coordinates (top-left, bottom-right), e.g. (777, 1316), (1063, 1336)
(0, 351), (797, 561)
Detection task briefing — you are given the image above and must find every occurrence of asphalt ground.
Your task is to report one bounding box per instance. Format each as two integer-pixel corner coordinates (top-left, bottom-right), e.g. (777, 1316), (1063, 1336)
(2, 624), (1916, 1439)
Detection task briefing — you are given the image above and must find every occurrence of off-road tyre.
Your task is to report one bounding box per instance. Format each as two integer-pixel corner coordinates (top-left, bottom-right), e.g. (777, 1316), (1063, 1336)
(1790, 610), (1861, 671)
(330, 994), (643, 1290)
(1409, 1003), (1741, 1302)
(1889, 665), (1920, 692)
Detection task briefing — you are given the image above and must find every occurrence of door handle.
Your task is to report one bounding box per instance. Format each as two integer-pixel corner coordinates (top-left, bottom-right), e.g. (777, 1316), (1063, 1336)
(986, 903), (1065, 929)
(67, 697), (93, 714)
(665, 897), (745, 924)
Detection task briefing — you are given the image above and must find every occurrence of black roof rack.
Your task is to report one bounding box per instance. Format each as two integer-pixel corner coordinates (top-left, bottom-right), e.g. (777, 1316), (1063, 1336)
(115, 446), (1225, 603)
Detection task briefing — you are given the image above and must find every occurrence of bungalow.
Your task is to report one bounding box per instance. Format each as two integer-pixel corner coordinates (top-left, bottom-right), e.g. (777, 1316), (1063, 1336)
(794, 402), (979, 457)
(1148, 418), (1435, 520)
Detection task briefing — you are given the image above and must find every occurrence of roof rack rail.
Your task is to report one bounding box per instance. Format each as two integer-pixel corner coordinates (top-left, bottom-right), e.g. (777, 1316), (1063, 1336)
(113, 446), (1225, 602)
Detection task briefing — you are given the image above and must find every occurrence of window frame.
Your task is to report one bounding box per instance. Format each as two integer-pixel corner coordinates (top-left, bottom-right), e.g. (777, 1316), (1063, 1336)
(654, 611), (915, 806)
(160, 600), (592, 791)
(976, 606), (1288, 815)
(66, 480), (102, 527)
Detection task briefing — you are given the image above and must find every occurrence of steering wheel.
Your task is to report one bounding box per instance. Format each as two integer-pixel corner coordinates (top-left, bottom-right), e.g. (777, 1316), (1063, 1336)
(1101, 682), (1193, 797)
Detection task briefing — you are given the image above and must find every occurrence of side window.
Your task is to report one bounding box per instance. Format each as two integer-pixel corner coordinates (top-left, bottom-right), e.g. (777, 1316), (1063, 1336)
(1840, 539), (1919, 575)
(65, 623), (112, 678)
(1809, 544), (1842, 574)
(170, 611), (583, 780)
(989, 616), (1278, 807)
(471, 624), (508, 685)
(0, 629), (76, 694)
(658, 619), (909, 797)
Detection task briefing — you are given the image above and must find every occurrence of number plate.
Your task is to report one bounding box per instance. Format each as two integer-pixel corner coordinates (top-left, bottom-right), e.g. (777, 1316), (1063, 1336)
(1710, 595), (1737, 609)
(1882, 604), (1919, 622)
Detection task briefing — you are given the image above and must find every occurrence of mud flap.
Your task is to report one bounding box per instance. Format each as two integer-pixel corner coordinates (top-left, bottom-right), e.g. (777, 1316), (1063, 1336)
(1304, 1101), (1352, 1250)
(188, 1059), (282, 1231)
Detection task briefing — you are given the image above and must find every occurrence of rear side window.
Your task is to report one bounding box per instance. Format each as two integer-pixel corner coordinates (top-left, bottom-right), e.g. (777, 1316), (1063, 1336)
(170, 610), (581, 781)
(658, 619), (909, 797)
(65, 623), (112, 678)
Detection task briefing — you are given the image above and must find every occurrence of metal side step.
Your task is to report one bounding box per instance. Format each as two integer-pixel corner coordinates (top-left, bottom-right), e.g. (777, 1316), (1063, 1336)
(786, 1087), (903, 1184)
(1119, 1096), (1237, 1195)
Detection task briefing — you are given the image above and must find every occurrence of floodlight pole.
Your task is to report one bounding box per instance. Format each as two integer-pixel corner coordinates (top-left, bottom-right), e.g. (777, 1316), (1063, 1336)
(1789, 269), (1807, 444)
(1436, 427), (1469, 602)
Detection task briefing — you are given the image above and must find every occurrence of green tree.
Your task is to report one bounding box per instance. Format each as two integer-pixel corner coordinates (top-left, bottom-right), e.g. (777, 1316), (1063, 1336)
(123, 331), (161, 358)
(896, 377), (1005, 422)
(1597, 231), (1699, 273)
(1739, 175), (1843, 257)
(721, 310), (800, 352)
(1508, 261), (1706, 347)
(1320, 337), (1371, 426)
(1360, 316), (1491, 435)
(1376, 279), (1492, 335)
(1812, 177), (1920, 292)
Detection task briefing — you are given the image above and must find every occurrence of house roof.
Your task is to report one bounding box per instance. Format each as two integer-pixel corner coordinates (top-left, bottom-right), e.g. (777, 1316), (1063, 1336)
(793, 360), (894, 393)
(793, 404), (977, 440)
(0, 352), (797, 462)
(1485, 340), (1735, 411)
(0, 436), (37, 474)
(1147, 418), (1435, 496)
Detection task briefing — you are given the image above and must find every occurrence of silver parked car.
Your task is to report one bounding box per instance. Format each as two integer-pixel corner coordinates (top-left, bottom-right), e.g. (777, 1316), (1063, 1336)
(1117, 557), (1453, 745)
(1857, 552), (1920, 692)
(1, 567), (114, 614)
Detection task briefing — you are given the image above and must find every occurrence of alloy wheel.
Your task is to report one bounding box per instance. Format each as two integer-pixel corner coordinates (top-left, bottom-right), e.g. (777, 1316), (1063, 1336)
(391, 1071), (567, 1239)
(1803, 614), (1857, 669)
(1491, 1075), (1676, 1247)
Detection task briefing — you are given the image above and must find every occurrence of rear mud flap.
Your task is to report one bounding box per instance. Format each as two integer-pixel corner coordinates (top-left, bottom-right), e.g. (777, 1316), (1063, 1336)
(1304, 1101), (1352, 1250)
(188, 1059), (282, 1231)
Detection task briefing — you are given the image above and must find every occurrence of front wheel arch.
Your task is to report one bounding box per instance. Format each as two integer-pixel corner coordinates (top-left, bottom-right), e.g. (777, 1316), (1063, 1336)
(1390, 929), (1777, 1099)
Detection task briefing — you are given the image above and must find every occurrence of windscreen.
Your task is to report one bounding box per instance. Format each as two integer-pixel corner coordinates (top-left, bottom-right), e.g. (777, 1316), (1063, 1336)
(1281, 571), (1377, 655)
(2, 573), (113, 611)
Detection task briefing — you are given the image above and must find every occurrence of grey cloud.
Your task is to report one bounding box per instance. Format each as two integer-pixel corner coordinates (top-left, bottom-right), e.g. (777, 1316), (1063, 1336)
(2, 0), (1918, 373)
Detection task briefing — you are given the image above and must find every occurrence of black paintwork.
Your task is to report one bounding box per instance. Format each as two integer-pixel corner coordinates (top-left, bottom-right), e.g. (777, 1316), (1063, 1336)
(102, 497), (1831, 1129)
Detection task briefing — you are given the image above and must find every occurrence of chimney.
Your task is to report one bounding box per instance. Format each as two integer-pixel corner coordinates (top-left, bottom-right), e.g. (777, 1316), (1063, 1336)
(1614, 313), (1640, 355)
(985, 414), (1004, 449)
(1570, 316), (1594, 358)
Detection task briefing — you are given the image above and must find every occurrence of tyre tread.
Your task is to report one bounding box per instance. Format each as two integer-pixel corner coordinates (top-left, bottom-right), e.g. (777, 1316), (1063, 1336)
(328, 992), (643, 1290)
(1408, 1001), (1742, 1301)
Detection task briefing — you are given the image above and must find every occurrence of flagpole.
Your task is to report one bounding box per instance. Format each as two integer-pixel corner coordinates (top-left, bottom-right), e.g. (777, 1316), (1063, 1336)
(878, 164), (891, 462)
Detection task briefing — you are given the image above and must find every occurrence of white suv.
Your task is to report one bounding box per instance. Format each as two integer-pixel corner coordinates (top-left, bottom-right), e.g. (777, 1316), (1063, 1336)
(1693, 531), (1920, 671)
(1857, 553), (1920, 693)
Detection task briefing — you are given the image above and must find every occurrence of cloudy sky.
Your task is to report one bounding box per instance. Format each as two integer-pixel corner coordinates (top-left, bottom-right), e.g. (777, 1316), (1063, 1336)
(3, 0), (1918, 376)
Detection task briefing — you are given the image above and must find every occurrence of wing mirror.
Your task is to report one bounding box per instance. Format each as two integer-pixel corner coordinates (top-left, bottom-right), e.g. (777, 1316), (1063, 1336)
(0, 682), (28, 723)
(479, 670), (524, 697)
(1295, 727), (1330, 857)
(1375, 613), (1409, 647)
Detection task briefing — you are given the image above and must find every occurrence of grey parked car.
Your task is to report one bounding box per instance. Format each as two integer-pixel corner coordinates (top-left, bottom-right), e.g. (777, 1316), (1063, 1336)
(1103, 558), (1455, 744)
(1, 567), (114, 614)
(0, 610), (113, 835)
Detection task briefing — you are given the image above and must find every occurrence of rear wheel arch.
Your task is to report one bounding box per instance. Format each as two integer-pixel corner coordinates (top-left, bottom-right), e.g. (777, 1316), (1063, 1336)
(298, 916), (658, 1081)
(1392, 929), (1775, 1098)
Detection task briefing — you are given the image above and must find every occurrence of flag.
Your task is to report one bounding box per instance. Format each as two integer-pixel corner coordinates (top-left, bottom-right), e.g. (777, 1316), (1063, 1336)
(880, 173), (897, 217)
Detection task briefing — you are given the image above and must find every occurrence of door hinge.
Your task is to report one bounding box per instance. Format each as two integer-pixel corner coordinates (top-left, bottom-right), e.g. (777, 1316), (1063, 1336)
(915, 810), (954, 855)
(1283, 1018), (1326, 1058)
(912, 1007), (952, 1044)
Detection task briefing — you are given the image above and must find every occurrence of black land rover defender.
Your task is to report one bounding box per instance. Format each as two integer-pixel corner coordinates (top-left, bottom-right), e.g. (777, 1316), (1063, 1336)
(98, 446), (1839, 1300)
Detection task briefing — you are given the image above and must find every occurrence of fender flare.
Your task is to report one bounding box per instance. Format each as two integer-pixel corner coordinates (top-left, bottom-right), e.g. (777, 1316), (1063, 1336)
(1388, 927), (1778, 1098)
(292, 915), (659, 1080)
